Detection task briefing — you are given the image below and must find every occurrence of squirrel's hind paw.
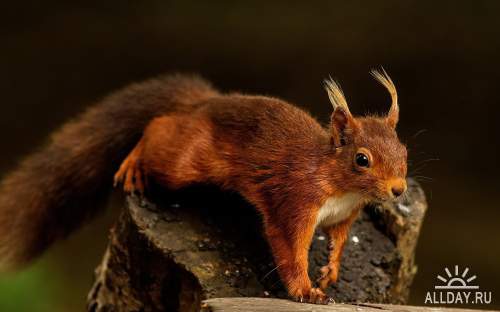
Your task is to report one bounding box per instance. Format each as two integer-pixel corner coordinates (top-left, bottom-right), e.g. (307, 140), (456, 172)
(114, 156), (146, 195)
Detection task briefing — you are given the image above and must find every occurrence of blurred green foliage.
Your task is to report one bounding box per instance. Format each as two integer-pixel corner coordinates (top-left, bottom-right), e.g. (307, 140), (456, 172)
(0, 260), (59, 312)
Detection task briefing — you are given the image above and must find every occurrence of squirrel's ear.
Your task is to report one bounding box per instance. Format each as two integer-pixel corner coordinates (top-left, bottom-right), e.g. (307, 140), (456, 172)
(370, 68), (399, 129)
(324, 76), (356, 147)
(330, 107), (355, 148)
(386, 107), (399, 129)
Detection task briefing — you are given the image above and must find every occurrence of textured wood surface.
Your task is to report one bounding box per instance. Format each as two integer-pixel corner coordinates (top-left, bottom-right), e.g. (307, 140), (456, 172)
(202, 298), (494, 312)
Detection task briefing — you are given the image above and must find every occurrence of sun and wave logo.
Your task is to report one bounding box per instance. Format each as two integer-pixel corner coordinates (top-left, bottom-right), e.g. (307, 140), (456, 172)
(425, 265), (492, 305)
(435, 266), (478, 290)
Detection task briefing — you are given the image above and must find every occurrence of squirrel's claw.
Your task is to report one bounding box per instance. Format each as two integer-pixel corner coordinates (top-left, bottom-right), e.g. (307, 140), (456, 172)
(292, 287), (331, 305)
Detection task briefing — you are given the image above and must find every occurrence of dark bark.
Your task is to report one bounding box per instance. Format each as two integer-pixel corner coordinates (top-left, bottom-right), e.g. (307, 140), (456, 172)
(87, 179), (427, 312)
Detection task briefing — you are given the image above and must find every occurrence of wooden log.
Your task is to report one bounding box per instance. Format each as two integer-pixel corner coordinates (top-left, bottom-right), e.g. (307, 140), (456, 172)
(87, 179), (427, 312)
(201, 298), (497, 312)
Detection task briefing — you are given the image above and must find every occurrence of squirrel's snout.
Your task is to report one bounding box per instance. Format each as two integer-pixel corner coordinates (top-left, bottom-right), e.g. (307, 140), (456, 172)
(391, 186), (405, 197)
(388, 179), (407, 198)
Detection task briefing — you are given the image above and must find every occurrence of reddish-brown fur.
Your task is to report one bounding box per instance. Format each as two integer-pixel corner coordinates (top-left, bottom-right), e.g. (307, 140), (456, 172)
(0, 73), (407, 304)
(115, 90), (407, 303)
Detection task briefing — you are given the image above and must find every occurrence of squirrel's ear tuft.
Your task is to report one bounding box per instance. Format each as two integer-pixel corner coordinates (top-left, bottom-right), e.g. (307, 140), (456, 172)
(324, 77), (351, 115)
(330, 107), (355, 148)
(370, 68), (399, 128)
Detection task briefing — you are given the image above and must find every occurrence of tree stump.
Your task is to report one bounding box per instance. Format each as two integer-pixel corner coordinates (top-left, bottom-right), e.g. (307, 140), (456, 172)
(87, 179), (427, 312)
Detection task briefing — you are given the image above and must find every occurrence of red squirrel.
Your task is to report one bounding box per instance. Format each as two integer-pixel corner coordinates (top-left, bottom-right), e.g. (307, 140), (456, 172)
(0, 70), (407, 304)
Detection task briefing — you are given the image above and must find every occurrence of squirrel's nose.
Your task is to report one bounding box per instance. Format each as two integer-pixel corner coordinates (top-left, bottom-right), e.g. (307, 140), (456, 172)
(391, 186), (405, 198)
(389, 179), (407, 198)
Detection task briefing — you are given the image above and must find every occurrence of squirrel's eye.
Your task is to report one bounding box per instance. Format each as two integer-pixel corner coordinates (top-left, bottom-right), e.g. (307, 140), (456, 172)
(355, 153), (370, 168)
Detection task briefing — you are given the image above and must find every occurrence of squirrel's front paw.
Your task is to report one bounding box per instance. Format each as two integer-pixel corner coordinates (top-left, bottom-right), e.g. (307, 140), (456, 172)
(317, 263), (340, 290)
(291, 287), (332, 305)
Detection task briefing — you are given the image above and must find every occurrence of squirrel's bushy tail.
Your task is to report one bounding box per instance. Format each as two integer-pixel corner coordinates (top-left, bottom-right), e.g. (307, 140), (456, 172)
(0, 74), (218, 270)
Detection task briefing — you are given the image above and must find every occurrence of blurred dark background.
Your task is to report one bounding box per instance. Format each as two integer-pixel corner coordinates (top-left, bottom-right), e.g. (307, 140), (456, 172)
(1, 1), (499, 311)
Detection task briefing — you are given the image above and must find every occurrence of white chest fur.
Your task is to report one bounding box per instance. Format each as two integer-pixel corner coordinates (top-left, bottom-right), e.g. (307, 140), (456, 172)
(315, 193), (364, 228)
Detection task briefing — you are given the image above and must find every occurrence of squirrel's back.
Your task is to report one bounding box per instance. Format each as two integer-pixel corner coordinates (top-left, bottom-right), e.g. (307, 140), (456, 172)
(0, 74), (218, 269)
